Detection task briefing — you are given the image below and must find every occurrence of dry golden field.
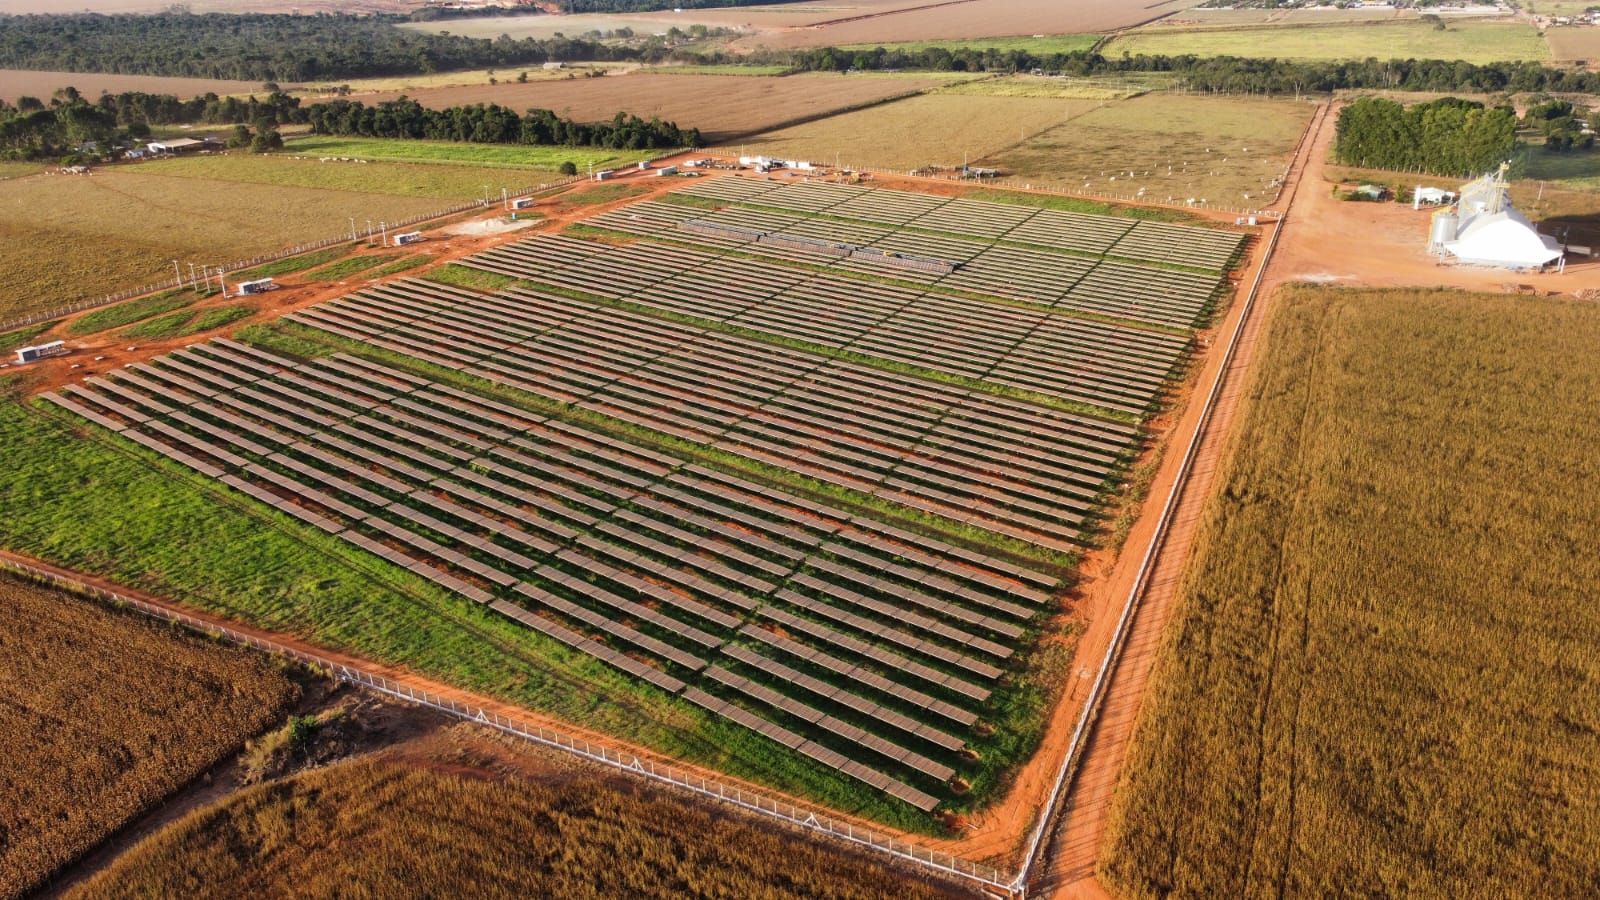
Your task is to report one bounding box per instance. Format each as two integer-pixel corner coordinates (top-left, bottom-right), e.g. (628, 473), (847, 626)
(1102, 287), (1600, 900)
(353, 72), (954, 142)
(0, 70), (262, 105)
(981, 91), (1316, 206)
(1545, 26), (1600, 63)
(733, 0), (1194, 49)
(72, 752), (965, 900)
(0, 576), (296, 898)
(0, 164), (453, 321)
(725, 92), (1090, 170)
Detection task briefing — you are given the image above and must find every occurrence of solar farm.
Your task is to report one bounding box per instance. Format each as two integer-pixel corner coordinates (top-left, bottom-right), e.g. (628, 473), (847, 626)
(38, 179), (1247, 817)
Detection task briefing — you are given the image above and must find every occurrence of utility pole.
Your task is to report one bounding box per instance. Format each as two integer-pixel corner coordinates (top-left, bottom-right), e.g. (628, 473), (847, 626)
(366, 219), (373, 238)
(380, 221), (387, 247)
(349, 217), (356, 240)
(172, 259), (181, 285)
(502, 187), (509, 210)
(188, 262), (197, 286)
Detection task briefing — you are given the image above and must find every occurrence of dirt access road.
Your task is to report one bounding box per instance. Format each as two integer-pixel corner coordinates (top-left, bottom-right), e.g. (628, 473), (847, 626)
(1031, 102), (1330, 900)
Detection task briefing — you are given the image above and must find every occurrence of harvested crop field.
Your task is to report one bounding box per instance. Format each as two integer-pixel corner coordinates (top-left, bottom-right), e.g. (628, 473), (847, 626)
(0, 165), (451, 321)
(354, 72), (952, 143)
(727, 92), (1093, 171)
(0, 575), (296, 899)
(735, 0), (1195, 49)
(0, 69), (261, 105)
(1545, 26), (1600, 63)
(1102, 287), (1600, 899)
(74, 751), (964, 900)
(980, 92), (1315, 207)
(1106, 20), (1550, 64)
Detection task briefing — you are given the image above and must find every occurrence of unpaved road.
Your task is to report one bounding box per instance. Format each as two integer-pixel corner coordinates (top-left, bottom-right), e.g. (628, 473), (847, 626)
(1032, 103), (1330, 900)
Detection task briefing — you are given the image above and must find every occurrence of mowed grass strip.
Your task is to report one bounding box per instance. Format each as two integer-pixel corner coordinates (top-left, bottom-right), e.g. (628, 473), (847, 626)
(1106, 20), (1550, 64)
(279, 137), (654, 173)
(74, 754), (963, 900)
(0, 576), (297, 898)
(1102, 287), (1600, 899)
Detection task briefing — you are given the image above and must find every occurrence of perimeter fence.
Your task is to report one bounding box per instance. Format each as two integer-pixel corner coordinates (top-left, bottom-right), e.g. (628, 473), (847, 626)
(0, 556), (1014, 897)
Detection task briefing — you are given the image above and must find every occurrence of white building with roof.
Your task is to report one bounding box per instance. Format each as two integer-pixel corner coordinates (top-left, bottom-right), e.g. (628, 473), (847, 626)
(1430, 164), (1564, 270)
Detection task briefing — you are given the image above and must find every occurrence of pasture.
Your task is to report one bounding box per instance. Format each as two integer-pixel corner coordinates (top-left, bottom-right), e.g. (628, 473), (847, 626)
(0, 576), (296, 898)
(727, 93), (1094, 171)
(75, 753), (963, 899)
(1106, 20), (1551, 64)
(0, 162), (461, 321)
(981, 92), (1315, 207)
(1102, 287), (1600, 899)
(353, 72), (956, 143)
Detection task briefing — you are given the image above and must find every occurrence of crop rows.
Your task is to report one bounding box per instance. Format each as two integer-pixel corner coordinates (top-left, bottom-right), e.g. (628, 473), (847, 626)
(42, 335), (1082, 811)
(464, 234), (1188, 415)
(674, 180), (1247, 272)
(590, 201), (1225, 328)
(278, 278), (1139, 548)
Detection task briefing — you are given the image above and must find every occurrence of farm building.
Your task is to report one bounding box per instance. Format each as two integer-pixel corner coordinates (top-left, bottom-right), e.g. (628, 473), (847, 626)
(146, 138), (216, 154)
(15, 341), (67, 364)
(1413, 186), (1456, 207)
(1432, 166), (1564, 270)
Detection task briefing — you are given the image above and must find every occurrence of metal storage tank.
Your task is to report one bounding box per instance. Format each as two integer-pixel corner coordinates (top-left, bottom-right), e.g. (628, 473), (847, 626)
(1429, 210), (1460, 248)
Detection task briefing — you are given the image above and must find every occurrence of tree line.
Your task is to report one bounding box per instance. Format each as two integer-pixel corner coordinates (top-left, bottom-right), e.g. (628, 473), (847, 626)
(0, 12), (679, 82)
(780, 46), (1600, 95)
(0, 88), (694, 161)
(1333, 97), (1518, 176)
(5, 10), (1600, 96)
(303, 98), (698, 149)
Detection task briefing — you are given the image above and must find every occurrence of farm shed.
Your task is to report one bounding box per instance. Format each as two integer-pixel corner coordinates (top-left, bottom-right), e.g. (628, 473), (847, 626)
(146, 138), (209, 154)
(1413, 186), (1456, 206)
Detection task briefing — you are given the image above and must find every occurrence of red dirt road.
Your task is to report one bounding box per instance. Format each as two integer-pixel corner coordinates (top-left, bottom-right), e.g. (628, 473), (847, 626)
(1032, 103), (1331, 900)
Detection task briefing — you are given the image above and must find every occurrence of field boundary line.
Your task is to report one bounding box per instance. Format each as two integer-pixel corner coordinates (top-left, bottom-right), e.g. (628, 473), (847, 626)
(0, 176), (582, 336)
(1011, 100), (1328, 897)
(0, 554), (1013, 897)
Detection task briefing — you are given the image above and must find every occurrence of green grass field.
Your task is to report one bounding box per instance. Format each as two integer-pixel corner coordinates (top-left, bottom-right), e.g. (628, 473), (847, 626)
(66, 289), (197, 336)
(1102, 286), (1600, 899)
(115, 304), (253, 340)
(282, 137), (655, 173)
(1107, 20), (1550, 64)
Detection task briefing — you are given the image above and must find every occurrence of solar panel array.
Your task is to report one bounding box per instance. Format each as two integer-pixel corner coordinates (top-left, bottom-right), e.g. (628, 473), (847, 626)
(674, 179), (1248, 273)
(44, 334), (1066, 812)
(39, 181), (1247, 814)
(283, 279), (1133, 552)
(462, 236), (1186, 417)
(588, 201), (1227, 329)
